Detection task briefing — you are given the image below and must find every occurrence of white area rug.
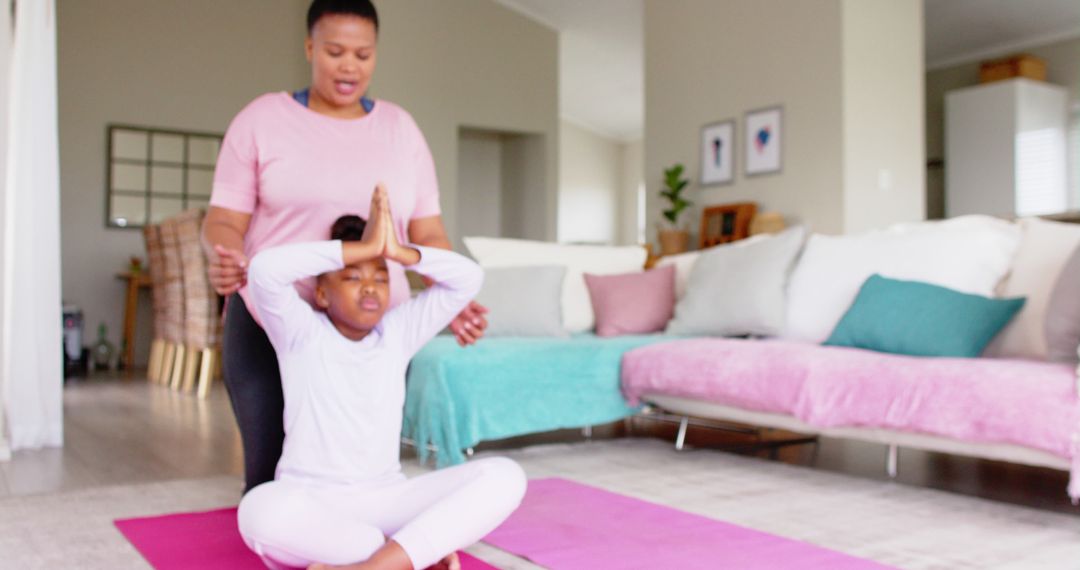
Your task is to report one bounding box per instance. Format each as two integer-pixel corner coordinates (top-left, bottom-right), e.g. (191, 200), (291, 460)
(1, 438), (1077, 569)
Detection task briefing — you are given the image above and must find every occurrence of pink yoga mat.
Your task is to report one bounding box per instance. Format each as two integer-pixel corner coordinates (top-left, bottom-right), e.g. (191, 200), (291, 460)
(482, 478), (896, 570)
(115, 507), (497, 569)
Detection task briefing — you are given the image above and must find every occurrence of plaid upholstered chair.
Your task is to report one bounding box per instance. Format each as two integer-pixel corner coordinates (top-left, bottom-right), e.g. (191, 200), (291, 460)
(157, 215), (187, 388)
(175, 209), (222, 398)
(142, 224), (169, 382)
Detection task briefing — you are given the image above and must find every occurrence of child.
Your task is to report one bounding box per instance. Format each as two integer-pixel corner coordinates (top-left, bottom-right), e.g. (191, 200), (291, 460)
(237, 186), (526, 570)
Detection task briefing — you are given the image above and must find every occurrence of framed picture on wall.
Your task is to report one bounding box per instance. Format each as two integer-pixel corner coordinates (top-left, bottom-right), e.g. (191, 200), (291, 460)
(744, 106), (782, 176)
(700, 119), (734, 186)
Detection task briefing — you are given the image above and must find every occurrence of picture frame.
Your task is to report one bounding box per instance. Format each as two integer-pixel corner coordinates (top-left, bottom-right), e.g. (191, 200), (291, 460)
(700, 202), (757, 248)
(744, 106), (783, 176)
(700, 119), (734, 186)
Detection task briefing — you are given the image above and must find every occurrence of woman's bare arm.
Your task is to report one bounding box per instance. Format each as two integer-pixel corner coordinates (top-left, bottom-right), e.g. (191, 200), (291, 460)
(408, 215), (488, 346)
(407, 215), (452, 251)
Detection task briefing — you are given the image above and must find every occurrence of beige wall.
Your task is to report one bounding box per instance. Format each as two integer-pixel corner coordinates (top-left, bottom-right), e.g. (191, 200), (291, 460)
(58, 0), (558, 366)
(457, 130), (504, 247)
(926, 36), (1080, 219)
(645, 0), (845, 240)
(558, 120), (621, 244)
(644, 0), (924, 241)
(58, 0), (310, 368)
(619, 139), (644, 245)
(557, 121), (644, 246)
(841, 0), (925, 234)
(372, 0), (558, 243)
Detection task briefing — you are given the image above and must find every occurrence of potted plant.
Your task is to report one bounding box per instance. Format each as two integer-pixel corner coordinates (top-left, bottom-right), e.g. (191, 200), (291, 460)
(657, 163), (693, 255)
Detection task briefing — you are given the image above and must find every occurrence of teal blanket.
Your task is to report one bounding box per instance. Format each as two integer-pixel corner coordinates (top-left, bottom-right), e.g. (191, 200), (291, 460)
(404, 333), (670, 467)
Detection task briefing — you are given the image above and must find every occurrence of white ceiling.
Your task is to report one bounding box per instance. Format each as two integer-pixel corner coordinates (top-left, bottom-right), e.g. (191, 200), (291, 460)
(925, 0), (1080, 68)
(498, 0), (1080, 141)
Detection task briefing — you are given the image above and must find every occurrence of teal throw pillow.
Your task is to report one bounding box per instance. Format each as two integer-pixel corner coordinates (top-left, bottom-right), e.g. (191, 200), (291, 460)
(824, 274), (1025, 358)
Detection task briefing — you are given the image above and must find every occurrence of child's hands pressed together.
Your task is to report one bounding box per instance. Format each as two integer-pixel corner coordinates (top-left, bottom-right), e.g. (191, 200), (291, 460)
(360, 184), (389, 256)
(370, 183), (419, 265)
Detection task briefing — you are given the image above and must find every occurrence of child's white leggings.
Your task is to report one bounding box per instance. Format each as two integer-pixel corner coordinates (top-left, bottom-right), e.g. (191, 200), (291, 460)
(237, 457), (527, 570)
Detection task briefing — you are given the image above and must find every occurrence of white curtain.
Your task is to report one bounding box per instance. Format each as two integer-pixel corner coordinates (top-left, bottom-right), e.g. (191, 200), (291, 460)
(0, 0), (11, 460)
(2, 0), (63, 452)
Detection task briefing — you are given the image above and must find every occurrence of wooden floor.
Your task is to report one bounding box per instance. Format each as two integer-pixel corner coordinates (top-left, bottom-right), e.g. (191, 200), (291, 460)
(0, 372), (243, 498)
(2, 371), (1075, 515)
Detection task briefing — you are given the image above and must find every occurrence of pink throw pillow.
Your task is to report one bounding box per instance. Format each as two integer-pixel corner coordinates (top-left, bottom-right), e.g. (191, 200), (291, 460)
(584, 264), (676, 337)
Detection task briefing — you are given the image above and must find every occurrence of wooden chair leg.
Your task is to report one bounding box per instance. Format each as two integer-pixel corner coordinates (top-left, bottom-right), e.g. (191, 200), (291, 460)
(146, 340), (158, 382)
(147, 339), (163, 383)
(169, 344), (187, 390)
(158, 343), (173, 386)
(159, 343), (175, 385)
(181, 346), (200, 393)
(196, 348), (216, 399)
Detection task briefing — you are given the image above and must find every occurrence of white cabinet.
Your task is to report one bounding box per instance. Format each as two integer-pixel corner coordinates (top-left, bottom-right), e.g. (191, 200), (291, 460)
(945, 78), (1068, 218)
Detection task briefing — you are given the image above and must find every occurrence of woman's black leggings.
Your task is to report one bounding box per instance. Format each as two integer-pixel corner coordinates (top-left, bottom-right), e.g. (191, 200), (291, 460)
(222, 293), (284, 494)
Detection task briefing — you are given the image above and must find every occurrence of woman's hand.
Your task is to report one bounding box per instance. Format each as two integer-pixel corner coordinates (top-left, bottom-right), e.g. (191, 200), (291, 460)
(209, 244), (249, 296)
(449, 301), (489, 347)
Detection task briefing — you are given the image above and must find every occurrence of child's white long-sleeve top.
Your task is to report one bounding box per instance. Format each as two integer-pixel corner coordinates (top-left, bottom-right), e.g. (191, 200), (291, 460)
(246, 241), (483, 486)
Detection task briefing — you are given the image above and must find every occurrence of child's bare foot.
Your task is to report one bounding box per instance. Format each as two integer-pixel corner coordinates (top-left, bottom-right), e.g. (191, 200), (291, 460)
(306, 563), (366, 570)
(428, 552), (460, 570)
(305, 551), (460, 570)
(305, 539), (414, 570)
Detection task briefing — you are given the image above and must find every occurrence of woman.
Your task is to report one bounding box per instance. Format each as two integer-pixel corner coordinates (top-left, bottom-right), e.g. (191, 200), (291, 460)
(203, 0), (488, 494)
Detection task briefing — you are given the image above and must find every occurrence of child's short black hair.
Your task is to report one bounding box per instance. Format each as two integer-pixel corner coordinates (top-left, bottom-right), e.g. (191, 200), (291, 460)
(331, 214), (367, 241)
(307, 0), (379, 35)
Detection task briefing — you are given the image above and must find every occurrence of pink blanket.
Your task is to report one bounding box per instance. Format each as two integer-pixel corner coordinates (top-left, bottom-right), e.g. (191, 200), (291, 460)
(621, 338), (1080, 498)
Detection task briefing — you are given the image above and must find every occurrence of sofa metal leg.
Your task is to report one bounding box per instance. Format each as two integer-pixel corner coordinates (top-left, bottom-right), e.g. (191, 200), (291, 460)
(886, 444), (898, 478)
(465, 447), (475, 457)
(675, 416), (689, 451)
(582, 425), (593, 439)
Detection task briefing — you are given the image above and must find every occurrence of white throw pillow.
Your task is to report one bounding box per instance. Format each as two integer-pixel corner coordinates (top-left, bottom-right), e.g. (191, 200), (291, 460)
(463, 237), (647, 332)
(784, 215), (1021, 343)
(984, 217), (1080, 360)
(658, 234), (768, 301)
(474, 266), (569, 337)
(667, 227), (806, 337)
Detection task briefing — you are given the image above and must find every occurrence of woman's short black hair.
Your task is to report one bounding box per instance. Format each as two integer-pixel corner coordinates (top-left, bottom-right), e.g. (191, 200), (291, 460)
(307, 0), (379, 34)
(330, 214), (367, 241)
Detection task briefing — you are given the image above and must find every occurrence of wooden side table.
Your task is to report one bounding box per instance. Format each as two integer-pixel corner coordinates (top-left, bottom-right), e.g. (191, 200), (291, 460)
(117, 271), (153, 372)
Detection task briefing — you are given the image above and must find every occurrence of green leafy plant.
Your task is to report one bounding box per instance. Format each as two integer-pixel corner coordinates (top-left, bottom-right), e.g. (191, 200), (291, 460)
(659, 163), (692, 226)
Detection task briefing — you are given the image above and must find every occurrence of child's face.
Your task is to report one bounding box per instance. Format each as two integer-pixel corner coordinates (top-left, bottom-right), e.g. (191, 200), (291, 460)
(315, 258), (391, 334)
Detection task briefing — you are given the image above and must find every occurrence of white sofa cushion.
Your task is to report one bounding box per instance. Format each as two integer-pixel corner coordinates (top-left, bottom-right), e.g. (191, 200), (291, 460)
(1045, 244), (1080, 363)
(463, 237), (647, 333)
(985, 218), (1080, 360)
(784, 216), (1021, 344)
